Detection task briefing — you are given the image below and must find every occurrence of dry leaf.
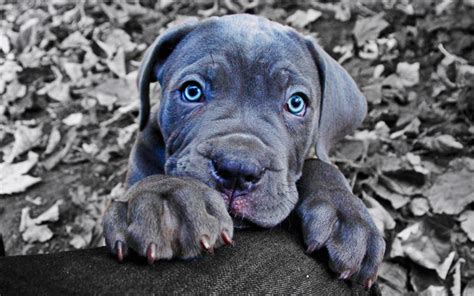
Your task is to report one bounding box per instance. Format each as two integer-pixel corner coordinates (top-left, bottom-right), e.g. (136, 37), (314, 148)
(463, 280), (474, 296)
(410, 197), (430, 216)
(427, 167), (474, 215)
(21, 224), (53, 243)
(106, 47), (126, 77)
(286, 9), (322, 28)
(391, 222), (455, 279)
(44, 127), (61, 155)
(6, 124), (42, 163)
(379, 262), (407, 293)
(60, 31), (89, 49)
(363, 192), (396, 234)
(62, 112), (84, 126)
(0, 152), (41, 195)
(42, 128), (77, 170)
(63, 62), (83, 81)
(419, 135), (464, 154)
(396, 62), (420, 87)
(69, 234), (89, 249)
(353, 13), (389, 46)
(373, 177), (411, 208)
(19, 200), (62, 243)
(459, 211), (474, 241)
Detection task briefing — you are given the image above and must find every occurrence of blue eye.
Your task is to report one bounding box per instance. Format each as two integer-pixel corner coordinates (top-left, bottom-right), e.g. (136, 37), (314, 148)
(182, 82), (203, 102)
(286, 93), (307, 116)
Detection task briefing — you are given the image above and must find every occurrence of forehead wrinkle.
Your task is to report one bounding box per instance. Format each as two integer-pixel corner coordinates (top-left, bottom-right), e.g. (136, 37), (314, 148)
(170, 54), (230, 85)
(269, 62), (312, 91)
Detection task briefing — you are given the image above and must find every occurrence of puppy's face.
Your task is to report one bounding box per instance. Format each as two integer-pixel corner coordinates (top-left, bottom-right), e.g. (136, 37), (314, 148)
(157, 16), (321, 227)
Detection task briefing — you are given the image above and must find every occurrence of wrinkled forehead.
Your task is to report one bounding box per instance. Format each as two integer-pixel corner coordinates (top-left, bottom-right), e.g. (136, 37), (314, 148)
(163, 16), (319, 83)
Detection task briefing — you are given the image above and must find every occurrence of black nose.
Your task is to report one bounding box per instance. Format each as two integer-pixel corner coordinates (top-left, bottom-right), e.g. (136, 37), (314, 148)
(211, 157), (265, 193)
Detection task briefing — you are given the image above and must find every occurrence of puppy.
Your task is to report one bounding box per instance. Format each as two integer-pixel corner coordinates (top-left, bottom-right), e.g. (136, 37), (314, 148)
(103, 14), (385, 288)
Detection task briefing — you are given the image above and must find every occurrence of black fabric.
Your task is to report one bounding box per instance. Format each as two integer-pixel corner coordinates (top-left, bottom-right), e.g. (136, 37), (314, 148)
(0, 234), (5, 257)
(0, 227), (378, 295)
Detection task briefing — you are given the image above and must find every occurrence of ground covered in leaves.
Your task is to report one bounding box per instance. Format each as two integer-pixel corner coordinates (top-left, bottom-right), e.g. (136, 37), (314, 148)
(0, 0), (473, 295)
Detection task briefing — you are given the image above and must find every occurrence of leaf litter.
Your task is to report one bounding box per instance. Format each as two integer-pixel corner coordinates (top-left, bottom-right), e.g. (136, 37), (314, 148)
(0, 1), (473, 294)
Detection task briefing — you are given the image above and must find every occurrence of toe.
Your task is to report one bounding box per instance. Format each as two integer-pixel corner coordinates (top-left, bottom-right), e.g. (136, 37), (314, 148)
(326, 221), (368, 279)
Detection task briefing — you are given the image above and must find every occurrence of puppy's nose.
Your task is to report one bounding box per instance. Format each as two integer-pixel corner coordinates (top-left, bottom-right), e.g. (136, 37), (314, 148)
(211, 157), (265, 193)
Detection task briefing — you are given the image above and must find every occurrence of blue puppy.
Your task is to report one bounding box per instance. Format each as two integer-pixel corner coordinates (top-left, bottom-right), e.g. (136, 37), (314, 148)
(103, 14), (384, 289)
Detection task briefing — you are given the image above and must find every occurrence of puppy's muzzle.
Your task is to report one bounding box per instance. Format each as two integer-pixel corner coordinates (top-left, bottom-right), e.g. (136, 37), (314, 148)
(211, 155), (265, 195)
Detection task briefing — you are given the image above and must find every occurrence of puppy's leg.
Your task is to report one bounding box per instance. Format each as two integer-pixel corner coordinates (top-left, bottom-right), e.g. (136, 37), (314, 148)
(103, 201), (128, 262)
(296, 159), (385, 289)
(103, 175), (234, 263)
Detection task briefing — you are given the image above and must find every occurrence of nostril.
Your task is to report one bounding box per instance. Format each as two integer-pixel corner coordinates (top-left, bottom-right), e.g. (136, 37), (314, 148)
(218, 168), (234, 181)
(211, 158), (265, 191)
(244, 175), (256, 183)
(243, 172), (262, 184)
(212, 160), (234, 181)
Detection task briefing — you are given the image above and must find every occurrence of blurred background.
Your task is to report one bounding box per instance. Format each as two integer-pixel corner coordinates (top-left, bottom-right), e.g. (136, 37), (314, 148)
(0, 0), (473, 294)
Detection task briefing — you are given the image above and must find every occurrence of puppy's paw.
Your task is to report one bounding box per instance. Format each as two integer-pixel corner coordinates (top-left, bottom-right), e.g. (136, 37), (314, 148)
(297, 189), (385, 288)
(103, 175), (233, 264)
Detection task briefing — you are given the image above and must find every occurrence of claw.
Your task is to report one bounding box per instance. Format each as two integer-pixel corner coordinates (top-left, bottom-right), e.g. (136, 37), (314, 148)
(305, 241), (321, 254)
(365, 278), (374, 290)
(221, 231), (234, 246)
(200, 236), (211, 251)
(115, 240), (125, 263)
(339, 270), (352, 280)
(146, 242), (157, 265)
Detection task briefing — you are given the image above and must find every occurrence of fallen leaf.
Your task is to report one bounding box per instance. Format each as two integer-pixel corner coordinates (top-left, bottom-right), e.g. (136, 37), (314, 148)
(419, 134), (464, 154)
(5, 124), (43, 163)
(286, 9), (322, 28)
(0, 152), (41, 195)
(117, 123), (138, 149)
(32, 200), (62, 224)
(62, 112), (84, 126)
(378, 177), (413, 205)
(44, 127), (61, 155)
(410, 197), (430, 216)
(19, 200), (63, 232)
(358, 40), (379, 60)
(60, 31), (89, 49)
(63, 62), (83, 81)
(89, 77), (137, 107)
(459, 211), (474, 241)
(363, 192), (396, 234)
(463, 280), (474, 296)
(69, 234), (89, 249)
(96, 92), (117, 109)
(17, 18), (39, 52)
(106, 47), (126, 77)
(21, 224), (53, 243)
(391, 221), (455, 279)
(42, 128), (77, 170)
(19, 200), (63, 243)
(419, 286), (448, 295)
(353, 13), (389, 46)
(391, 118), (421, 139)
(427, 167), (474, 215)
(0, 33), (10, 54)
(396, 62), (420, 87)
(103, 28), (137, 54)
(25, 195), (43, 206)
(451, 258), (465, 296)
(379, 262), (407, 293)
(362, 83), (383, 104)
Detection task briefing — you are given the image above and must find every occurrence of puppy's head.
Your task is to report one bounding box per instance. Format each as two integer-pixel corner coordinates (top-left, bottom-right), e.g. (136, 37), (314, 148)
(138, 15), (366, 228)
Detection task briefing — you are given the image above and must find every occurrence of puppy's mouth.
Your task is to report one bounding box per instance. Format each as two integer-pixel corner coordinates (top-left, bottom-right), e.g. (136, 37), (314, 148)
(218, 188), (256, 229)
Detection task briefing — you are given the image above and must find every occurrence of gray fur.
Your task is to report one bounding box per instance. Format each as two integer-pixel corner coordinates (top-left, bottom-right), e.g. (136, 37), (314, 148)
(102, 14), (384, 285)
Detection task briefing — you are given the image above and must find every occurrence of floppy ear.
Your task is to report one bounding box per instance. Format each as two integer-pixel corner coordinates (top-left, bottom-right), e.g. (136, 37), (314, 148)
(305, 37), (367, 163)
(138, 21), (198, 130)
